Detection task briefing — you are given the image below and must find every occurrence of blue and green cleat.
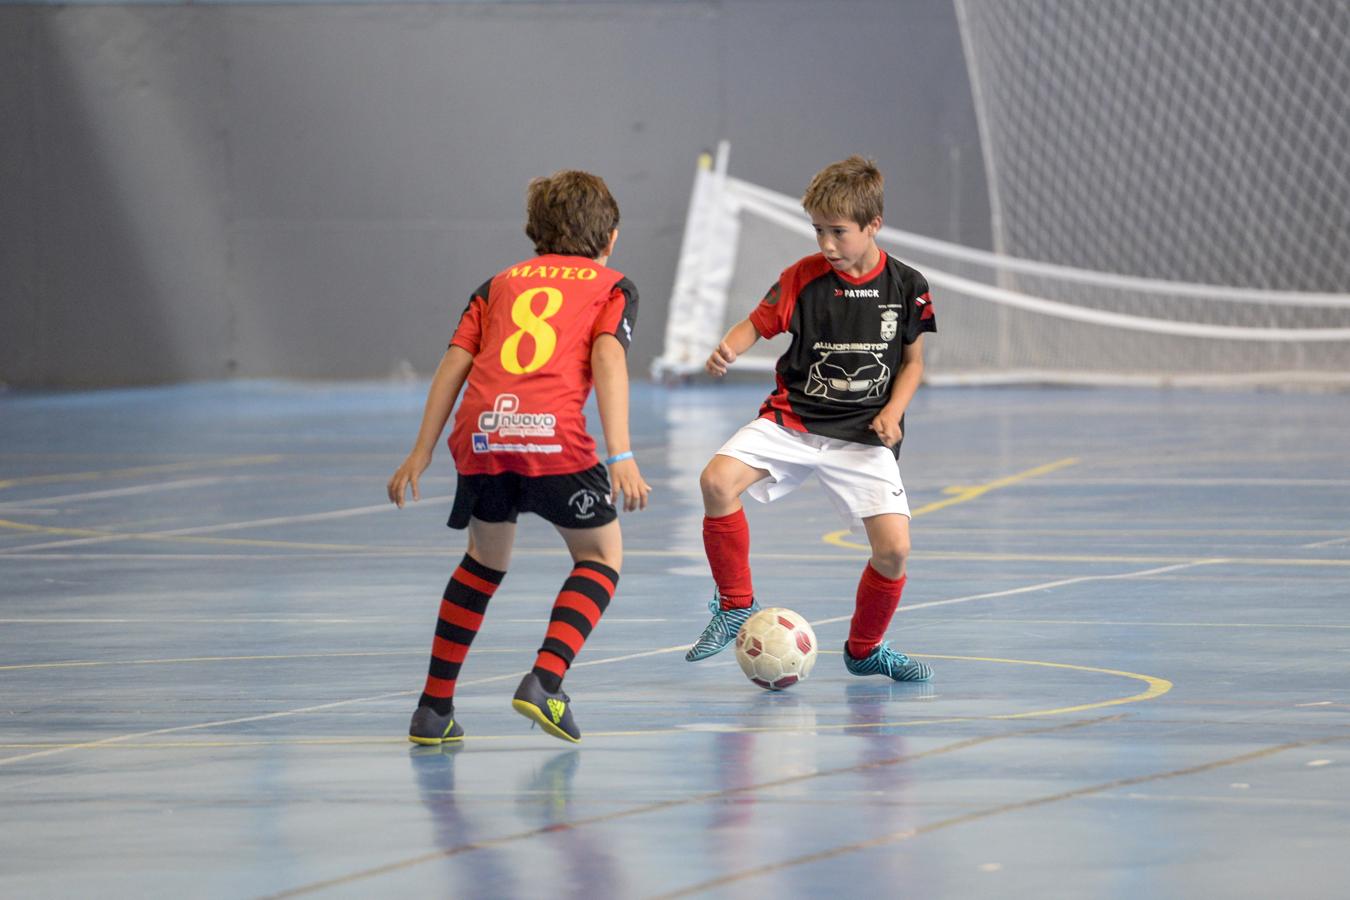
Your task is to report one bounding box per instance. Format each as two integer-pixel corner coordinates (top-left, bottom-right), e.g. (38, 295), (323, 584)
(408, 704), (465, 745)
(843, 640), (933, 682)
(684, 595), (760, 662)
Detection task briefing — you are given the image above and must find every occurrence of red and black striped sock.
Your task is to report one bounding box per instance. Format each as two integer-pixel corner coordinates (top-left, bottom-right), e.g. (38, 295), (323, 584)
(532, 560), (618, 693)
(419, 554), (506, 715)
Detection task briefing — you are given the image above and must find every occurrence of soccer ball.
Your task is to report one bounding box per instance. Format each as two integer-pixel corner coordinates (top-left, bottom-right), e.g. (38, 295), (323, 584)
(734, 607), (818, 691)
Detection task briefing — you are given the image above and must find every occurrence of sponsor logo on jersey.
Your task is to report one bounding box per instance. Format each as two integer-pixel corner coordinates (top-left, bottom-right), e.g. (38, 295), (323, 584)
(477, 394), (556, 437)
(833, 287), (882, 298)
(804, 351), (892, 402)
(471, 439), (563, 455)
(813, 341), (889, 352)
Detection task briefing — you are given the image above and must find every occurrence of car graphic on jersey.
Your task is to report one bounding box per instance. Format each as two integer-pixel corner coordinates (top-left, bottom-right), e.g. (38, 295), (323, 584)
(804, 351), (891, 402)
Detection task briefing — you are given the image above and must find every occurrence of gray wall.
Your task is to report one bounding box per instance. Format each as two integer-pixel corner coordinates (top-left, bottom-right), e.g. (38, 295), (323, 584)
(0, 1), (988, 387)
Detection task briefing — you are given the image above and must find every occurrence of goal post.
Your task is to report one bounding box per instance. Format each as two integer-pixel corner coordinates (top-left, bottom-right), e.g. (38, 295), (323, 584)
(654, 142), (1350, 386)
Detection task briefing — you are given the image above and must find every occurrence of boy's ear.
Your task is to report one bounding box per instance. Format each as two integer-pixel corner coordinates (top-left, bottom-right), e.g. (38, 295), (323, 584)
(603, 228), (619, 257)
(865, 216), (882, 237)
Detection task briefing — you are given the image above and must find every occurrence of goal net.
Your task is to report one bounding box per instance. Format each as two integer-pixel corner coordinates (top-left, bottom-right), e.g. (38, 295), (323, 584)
(656, 1), (1350, 386)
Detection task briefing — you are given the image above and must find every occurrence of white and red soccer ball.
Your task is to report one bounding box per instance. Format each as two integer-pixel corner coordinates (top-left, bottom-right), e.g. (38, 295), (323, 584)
(734, 607), (818, 691)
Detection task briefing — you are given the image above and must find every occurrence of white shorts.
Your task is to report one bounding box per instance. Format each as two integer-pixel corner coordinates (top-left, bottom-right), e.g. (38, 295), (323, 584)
(716, 418), (911, 530)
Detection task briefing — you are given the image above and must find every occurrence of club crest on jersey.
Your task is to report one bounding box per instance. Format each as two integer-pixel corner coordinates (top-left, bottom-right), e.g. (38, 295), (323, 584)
(880, 310), (899, 341)
(568, 489), (609, 519)
(805, 351), (891, 402)
(477, 394), (556, 437)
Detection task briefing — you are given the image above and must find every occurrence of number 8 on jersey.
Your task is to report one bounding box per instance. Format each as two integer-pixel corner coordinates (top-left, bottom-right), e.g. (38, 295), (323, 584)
(501, 287), (564, 374)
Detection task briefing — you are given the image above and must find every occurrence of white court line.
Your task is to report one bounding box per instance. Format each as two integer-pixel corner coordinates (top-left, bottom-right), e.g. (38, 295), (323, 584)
(0, 477), (232, 510)
(0, 559), (1202, 769)
(0, 617), (673, 626)
(1302, 535), (1350, 549)
(810, 561), (1226, 627)
(0, 497), (452, 554)
(942, 618), (1350, 630)
(6, 544), (1350, 566)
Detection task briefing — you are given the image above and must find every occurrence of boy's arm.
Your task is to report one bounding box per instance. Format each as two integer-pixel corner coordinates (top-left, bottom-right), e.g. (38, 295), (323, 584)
(592, 333), (651, 511)
(387, 345), (474, 508)
(706, 318), (763, 377)
(870, 335), (925, 447)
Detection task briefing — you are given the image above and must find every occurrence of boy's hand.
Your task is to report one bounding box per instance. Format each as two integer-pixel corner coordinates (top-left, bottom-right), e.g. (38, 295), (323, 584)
(705, 342), (738, 377)
(608, 458), (652, 512)
(387, 448), (433, 508)
(870, 410), (904, 447)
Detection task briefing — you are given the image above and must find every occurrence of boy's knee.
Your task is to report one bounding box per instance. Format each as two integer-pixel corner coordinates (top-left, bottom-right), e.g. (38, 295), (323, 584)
(869, 540), (909, 580)
(699, 463), (737, 507)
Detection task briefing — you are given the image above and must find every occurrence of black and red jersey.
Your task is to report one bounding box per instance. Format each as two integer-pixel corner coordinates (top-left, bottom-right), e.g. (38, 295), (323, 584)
(749, 251), (935, 454)
(447, 254), (637, 476)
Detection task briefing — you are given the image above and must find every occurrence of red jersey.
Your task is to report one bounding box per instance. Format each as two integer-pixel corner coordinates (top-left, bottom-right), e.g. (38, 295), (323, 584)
(447, 254), (638, 476)
(750, 251), (935, 455)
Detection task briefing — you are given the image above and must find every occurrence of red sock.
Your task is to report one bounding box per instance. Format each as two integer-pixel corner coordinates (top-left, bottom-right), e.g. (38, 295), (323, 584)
(704, 509), (754, 610)
(420, 554), (505, 713)
(533, 560), (618, 692)
(846, 563), (906, 659)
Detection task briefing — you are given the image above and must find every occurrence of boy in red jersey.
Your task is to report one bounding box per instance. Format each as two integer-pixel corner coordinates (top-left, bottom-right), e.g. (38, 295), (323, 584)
(389, 170), (650, 744)
(685, 156), (935, 682)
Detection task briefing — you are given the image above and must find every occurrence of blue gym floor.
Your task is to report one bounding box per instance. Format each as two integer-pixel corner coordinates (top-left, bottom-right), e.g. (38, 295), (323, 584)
(2, 379), (1348, 898)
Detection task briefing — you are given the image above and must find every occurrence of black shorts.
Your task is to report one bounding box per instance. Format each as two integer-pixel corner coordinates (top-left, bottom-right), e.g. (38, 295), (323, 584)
(448, 463), (617, 531)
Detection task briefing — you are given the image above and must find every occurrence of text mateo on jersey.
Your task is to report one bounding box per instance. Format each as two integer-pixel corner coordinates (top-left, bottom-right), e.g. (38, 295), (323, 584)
(508, 264), (601, 281)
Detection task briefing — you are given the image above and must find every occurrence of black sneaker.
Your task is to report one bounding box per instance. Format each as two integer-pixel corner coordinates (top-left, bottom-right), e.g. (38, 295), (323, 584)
(408, 704), (465, 745)
(511, 673), (581, 743)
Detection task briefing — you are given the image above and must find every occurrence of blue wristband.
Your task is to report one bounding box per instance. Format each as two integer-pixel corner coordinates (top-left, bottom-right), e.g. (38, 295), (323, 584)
(604, 451), (634, 465)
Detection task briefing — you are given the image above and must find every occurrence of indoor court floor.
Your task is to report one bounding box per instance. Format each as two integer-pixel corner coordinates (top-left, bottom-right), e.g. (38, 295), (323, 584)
(2, 379), (1348, 898)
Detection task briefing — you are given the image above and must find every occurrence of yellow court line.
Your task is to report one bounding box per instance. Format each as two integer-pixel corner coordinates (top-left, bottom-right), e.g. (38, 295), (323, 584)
(918, 654), (1172, 719)
(0, 455), (284, 489)
(0, 653), (1170, 750)
(0, 518), (377, 552)
(825, 456), (1080, 549)
(0, 650), (417, 672)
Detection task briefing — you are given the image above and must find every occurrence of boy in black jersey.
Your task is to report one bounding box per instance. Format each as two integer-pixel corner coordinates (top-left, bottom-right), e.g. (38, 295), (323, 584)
(684, 156), (935, 682)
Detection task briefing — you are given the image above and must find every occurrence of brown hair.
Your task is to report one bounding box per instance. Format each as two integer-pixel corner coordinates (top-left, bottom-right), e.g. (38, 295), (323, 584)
(524, 170), (620, 258)
(801, 155), (884, 228)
